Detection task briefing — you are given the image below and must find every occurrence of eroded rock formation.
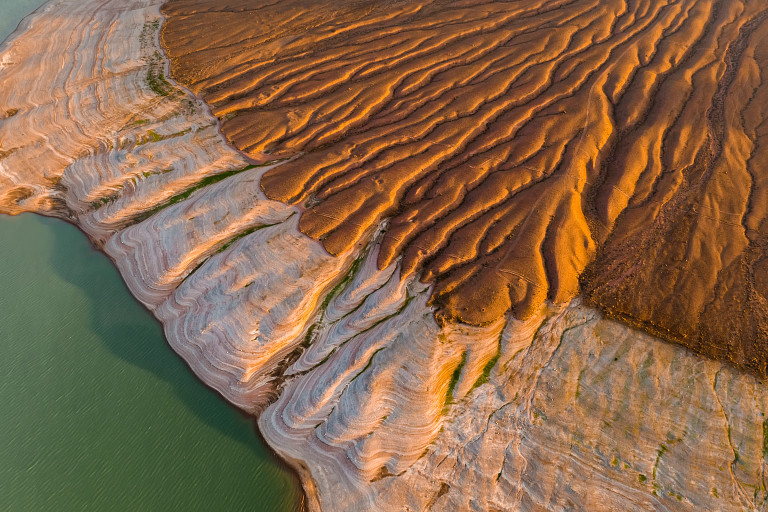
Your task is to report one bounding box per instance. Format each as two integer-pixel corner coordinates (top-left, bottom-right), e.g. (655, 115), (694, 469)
(162, 0), (768, 376)
(3, 1), (768, 511)
(263, 298), (768, 511)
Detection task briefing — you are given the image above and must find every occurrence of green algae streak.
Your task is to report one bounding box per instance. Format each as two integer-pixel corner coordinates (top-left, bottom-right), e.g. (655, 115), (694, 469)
(0, 4), (301, 510)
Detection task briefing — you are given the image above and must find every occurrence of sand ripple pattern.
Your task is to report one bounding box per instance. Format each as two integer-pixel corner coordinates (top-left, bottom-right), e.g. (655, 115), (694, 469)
(163, 0), (768, 376)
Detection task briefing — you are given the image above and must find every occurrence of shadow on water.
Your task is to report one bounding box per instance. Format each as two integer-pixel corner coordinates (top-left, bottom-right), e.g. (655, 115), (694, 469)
(41, 215), (261, 453)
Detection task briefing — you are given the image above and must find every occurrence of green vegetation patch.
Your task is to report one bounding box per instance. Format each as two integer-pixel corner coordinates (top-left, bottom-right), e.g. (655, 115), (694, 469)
(470, 330), (504, 393)
(574, 369), (586, 399)
(136, 128), (191, 147)
(320, 254), (364, 311)
(302, 323), (318, 348)
(139, 20), (174, 97)
(216, 223), (277, 254)
(471, 352), (500, 392)
(444, 351), (467, 411)
(350, 347), (386, 384)
(146, 51), (173, 97)
(90, 190), (121, 210)
(762, 418), (768, 457)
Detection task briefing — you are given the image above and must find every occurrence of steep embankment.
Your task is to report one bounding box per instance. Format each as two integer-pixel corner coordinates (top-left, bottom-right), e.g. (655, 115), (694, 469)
(162, 0), (768, 376)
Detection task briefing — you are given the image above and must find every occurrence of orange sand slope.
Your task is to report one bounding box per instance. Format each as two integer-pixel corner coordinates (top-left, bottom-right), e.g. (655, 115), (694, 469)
(162, 0), (768, 375)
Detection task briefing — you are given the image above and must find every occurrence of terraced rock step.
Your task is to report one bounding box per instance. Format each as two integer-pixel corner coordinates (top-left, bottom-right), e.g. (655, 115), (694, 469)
(262, 299), (768, 511)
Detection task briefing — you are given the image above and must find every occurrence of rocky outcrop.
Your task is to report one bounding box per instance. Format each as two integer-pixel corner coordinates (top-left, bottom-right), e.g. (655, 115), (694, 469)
(3, 1), (768, 511)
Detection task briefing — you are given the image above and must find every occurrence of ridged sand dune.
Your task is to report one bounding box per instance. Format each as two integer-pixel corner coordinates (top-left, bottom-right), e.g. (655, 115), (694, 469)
(163, 0), (768, 376)
(2, 0), (768, 510)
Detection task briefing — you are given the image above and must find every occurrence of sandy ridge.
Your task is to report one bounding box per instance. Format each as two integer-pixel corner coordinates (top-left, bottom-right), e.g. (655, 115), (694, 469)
(163, 0), (768, 376)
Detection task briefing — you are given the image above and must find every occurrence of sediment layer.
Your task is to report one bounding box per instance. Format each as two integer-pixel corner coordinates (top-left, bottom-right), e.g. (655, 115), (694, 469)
(3, 2), (768, 511)
(162, 0), (768, 376)
(262, 295), (768, 511)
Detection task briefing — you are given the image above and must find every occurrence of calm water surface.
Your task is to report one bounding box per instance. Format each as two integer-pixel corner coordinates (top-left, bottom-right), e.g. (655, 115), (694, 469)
(0, 4), (300, 511)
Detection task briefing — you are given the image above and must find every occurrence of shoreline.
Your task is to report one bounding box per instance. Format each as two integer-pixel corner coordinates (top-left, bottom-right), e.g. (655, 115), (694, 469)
(0, 208), (312, 511)
(0, 1), (311, 508)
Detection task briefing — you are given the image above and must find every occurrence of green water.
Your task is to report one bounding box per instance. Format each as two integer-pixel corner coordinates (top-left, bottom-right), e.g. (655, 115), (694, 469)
(0, 0), (45, 39)
(0, 218), (302, 511)
(1, 4), (300, 511)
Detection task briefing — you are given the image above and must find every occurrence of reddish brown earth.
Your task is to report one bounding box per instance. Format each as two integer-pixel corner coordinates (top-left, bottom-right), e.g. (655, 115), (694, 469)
(161, 0), (768, 376)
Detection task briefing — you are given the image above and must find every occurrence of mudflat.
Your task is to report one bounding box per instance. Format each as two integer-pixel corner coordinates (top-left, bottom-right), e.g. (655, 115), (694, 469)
(161, 0), (768, 375)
